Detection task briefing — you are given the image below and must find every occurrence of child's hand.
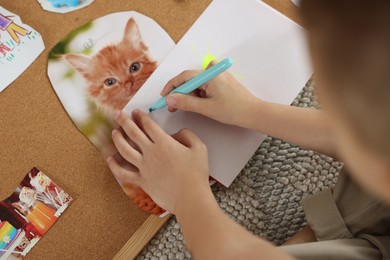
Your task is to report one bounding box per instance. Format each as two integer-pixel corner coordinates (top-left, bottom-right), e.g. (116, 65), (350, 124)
(107, 110), (211, 214)
(161, 61), (261, 128)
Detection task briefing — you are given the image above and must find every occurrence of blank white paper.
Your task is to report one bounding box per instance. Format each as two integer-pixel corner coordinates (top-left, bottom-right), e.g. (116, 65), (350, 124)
(124, 0), (312, 187)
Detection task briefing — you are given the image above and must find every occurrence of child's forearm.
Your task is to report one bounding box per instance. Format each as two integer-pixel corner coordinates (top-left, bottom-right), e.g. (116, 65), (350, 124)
(175, 187), (295, 260)
(241, 99), (338, 158)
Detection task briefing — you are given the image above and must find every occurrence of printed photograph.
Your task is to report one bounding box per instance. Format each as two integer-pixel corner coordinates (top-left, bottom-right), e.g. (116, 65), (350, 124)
(0, 168), (72, 259)
(48, 12), (175, 215)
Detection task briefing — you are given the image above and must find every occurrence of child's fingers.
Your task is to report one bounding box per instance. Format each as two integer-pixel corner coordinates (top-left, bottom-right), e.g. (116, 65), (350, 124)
(168, 107), (177, 113)
(161, 61), (219, 97)
(206, 60), (217, 69)
(167, 92), (199, 113)
(170, 130), (190, 147)
(171, 128), (205, 149)
(160, 70), (201, 96)
(112, 152), (139, 172)
(112, 129), (142, 167)
(191, 90), (201, 98)
(118, 127), (142, 153)
(166, 93), (210, 114)
(107, 156), (141, 186)
(114, 110), (151, 148)
(132, 109), (167, 143)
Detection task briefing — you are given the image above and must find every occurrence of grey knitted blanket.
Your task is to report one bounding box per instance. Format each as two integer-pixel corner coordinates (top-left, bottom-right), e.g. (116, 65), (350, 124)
(137, 80), (343, 260)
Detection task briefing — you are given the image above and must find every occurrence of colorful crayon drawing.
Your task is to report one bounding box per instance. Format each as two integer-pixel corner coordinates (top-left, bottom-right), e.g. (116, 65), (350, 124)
(0, 14), (30, 44)
(0, 43), (11, 57)
(0, 7), (44, 93)
(47, 0), (79, 8)
(36, 0), (95, 13)
(0, 168), (72, 259)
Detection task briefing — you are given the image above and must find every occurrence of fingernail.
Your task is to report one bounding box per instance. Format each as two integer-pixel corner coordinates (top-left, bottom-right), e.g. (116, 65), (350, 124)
(114, 110), (121, 120)
(107, 156), (112, 163)
(166, 96), (177, 108)
(112, 129), (118, 135)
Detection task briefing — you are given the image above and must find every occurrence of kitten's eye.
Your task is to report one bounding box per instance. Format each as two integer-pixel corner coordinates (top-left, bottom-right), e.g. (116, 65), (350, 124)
(130, 62), (141, 73)
(104, 78), (117, 87)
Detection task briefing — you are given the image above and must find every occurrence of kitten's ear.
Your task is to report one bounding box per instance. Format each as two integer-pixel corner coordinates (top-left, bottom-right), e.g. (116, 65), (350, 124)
(64, 53), (91, 75)
(122, 18), (143, 49)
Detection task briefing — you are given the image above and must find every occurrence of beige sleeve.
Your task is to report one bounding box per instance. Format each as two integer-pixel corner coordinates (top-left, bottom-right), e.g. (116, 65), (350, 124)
(302, 189), (353, 241)
(280, 239), (382, 260)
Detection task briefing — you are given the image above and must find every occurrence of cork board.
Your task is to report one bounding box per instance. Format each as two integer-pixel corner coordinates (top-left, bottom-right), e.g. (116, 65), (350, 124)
(0, 0), (300, 259)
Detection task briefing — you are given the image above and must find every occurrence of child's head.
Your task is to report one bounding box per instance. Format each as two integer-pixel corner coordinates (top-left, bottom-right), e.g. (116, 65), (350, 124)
(301, 0), (390, 201)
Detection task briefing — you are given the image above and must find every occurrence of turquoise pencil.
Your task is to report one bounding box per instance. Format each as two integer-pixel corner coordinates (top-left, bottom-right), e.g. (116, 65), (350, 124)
(149, 58), (234, 112)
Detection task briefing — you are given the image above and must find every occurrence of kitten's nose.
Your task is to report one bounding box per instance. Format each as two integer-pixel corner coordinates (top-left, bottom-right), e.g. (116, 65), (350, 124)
(124, 81), (133, 92)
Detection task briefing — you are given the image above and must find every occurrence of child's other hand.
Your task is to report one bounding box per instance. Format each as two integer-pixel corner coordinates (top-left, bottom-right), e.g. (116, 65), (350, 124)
(161, 61), (260, 128)
(107, 110), (211, 214)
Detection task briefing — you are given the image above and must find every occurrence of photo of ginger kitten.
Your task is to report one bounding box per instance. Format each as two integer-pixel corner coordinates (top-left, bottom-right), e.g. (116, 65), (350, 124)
(64, 18), (162, 214)
(48, 12), (176, 216)
(65, 18), (157, 113)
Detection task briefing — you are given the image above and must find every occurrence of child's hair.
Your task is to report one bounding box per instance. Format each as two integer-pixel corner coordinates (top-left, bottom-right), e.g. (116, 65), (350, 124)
(300, 0), (390, 155)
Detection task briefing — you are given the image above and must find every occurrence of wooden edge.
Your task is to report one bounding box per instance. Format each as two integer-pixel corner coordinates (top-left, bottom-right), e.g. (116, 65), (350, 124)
(113, 214), (172, 260)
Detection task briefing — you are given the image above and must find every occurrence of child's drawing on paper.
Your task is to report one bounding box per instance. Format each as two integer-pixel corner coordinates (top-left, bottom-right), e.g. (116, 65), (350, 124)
(0, 14), (30, 45)
(0, 168), (72, 259)
(36, 0), (95, 14)
(0, 7), (44, 93)
(0, 42), (11, 57)
(48, 12), (175, 215)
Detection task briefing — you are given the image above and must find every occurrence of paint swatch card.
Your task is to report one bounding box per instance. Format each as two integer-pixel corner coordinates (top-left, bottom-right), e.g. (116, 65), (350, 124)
(0, 7), (45, 93)
(0, 168), (72, 259)
(36, 0), (95, 14)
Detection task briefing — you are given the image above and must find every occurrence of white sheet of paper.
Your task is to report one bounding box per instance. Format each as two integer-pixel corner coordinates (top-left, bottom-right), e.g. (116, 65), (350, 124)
(124, 0), (312, 187)
(0, 7), (45, 93)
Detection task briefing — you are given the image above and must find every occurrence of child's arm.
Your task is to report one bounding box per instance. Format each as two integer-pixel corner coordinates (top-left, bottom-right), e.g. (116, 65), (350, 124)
(248, 102), (337, 158)
(161, 64), (338, 158)
(176, 187), (295, 260)
(107, 110), (295, 260)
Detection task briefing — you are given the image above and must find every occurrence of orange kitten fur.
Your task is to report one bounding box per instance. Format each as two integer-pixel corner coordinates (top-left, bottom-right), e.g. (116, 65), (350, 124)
(65, 18), (157, 112)
(65, 18), (163, 215)
(123, 183), (165, 216)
